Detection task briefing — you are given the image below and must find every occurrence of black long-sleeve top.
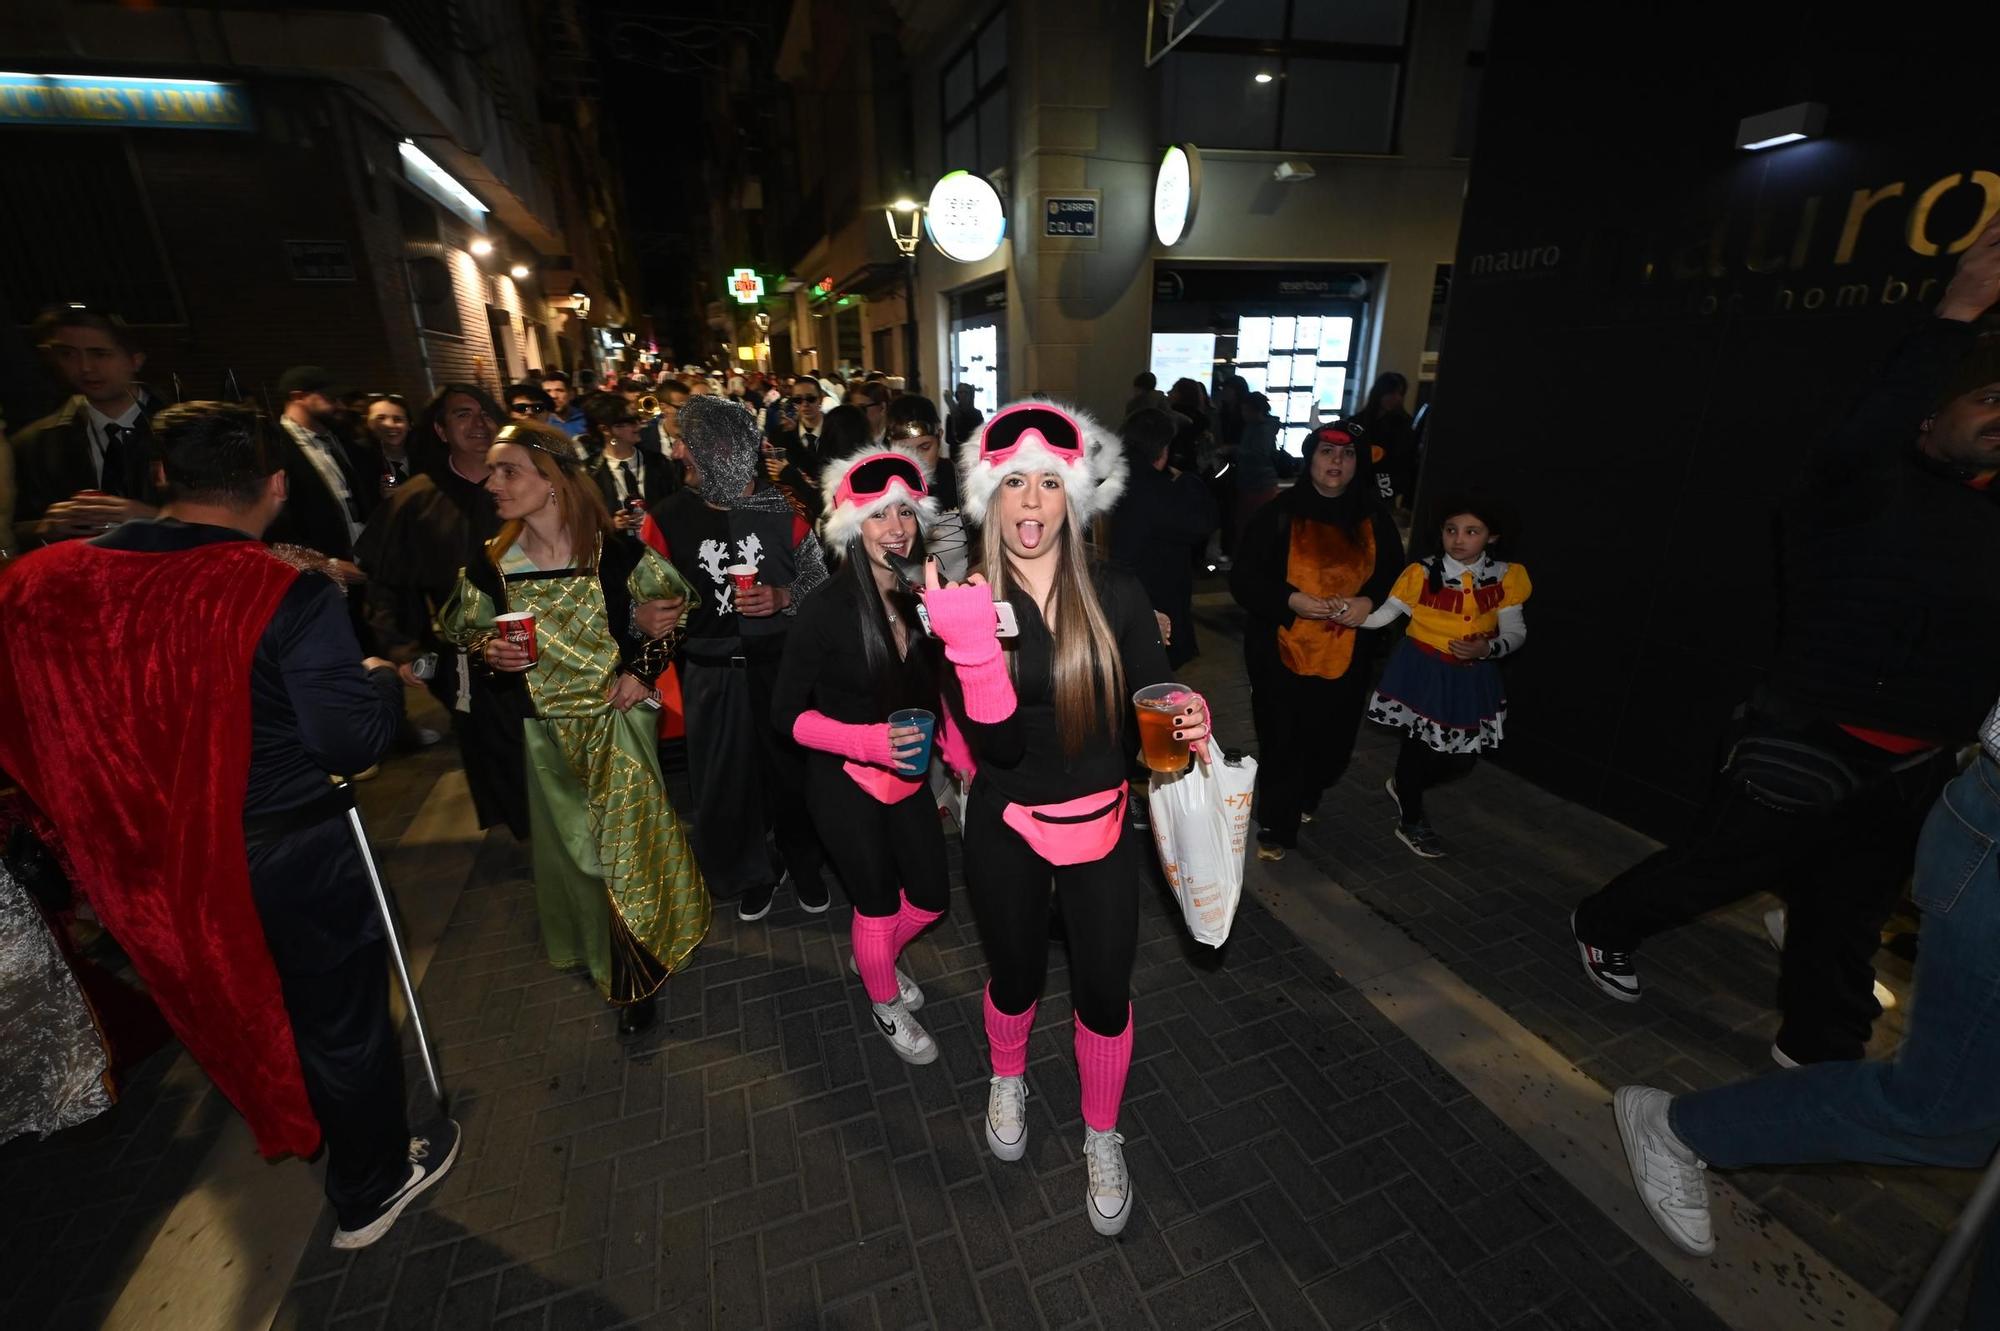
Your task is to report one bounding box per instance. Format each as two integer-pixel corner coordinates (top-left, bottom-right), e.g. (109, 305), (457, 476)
(92, 520), (401, 817)
(770, 572), (939, 765)
(944, 563), (1173, 806)
(1767, 316), (2000, 741)
(1108, 463), (1220, 667)
(1229, 489), (1403, 683)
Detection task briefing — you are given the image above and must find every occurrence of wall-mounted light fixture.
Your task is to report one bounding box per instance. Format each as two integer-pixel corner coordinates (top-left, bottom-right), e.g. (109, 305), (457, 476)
(469, 237), (494, 257)
(1253, 71), (1274, 84)
(508, 263), (531, 280)
(1736, 102), (1827, 152)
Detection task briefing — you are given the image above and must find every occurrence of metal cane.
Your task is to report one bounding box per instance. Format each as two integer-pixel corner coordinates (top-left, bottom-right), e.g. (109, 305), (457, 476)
(1899, 1148), (2000, 1330)
(336, 785), (449, 1114)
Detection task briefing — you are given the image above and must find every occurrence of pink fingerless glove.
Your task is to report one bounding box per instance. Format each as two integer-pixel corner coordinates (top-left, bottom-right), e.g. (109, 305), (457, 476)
(922, 584), (1017, 723)
(792, 710), (900, 768)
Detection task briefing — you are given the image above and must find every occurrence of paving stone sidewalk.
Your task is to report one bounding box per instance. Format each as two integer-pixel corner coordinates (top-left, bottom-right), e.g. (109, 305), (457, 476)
(1180, 590), (1969, 1318)
(272, 786), (1725, 1330)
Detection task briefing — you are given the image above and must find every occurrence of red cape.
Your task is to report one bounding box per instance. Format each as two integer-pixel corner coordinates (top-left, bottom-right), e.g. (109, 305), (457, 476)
(0, 538), (322, 1158)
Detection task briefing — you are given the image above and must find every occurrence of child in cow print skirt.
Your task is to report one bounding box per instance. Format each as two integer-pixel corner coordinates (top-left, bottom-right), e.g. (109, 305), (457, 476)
(1362, 493), (1530, 859)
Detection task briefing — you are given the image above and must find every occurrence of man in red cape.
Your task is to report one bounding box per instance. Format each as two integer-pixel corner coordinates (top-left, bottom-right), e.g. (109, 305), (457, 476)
(0, 401), (458, 1250)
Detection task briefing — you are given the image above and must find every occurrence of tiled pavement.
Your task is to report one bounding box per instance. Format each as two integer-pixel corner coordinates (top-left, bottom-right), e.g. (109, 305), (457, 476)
(266, 794), (1727, 1329)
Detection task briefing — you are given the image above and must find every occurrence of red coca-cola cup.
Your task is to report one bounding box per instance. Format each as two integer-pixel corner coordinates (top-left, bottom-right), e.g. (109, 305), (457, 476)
(726, 564), (758, 595)
(494, 611), (539, 664)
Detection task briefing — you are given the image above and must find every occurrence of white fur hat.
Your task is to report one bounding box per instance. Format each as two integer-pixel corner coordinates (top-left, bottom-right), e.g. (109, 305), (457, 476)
(957, 399), (1127, 528)
(817, 445), (941, 550)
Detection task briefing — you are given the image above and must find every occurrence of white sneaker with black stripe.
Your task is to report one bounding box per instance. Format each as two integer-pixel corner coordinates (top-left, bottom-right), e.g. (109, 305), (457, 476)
(870, 999), (938, 1064)
(331, 1119), (462, 1250)
(848, 952), (924, 1010)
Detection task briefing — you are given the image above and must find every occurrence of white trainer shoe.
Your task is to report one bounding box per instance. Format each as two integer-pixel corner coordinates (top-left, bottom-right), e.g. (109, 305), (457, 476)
(1613, 1086), (1714, 1256)
(848, 952), (924, 1010)
(1763, 908), (1896, 1010)
(985, 1075), (1028, 1162)
(870, 999), (938, 1065)
(1083, 1126), (1133, 1236)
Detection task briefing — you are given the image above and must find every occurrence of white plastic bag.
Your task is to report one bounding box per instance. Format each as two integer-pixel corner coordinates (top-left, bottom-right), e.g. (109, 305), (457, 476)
(1147, 742), (1257, 947)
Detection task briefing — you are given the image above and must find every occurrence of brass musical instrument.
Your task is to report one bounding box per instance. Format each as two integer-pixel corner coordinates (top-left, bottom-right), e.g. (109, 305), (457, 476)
(636, 394), (661, 420)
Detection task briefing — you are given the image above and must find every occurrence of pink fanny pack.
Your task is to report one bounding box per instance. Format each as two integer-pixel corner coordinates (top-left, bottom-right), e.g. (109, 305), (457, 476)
(844, 760), (925, 805)
(1001, 785), (1127, 865)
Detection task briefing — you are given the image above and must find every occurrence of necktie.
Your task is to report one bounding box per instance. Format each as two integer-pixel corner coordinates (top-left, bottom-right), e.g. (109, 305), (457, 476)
(390, 459), (408, 482)
(803, 431), (817, 455)
(619, 460), (637, 501)
(101, 422), (128, 496)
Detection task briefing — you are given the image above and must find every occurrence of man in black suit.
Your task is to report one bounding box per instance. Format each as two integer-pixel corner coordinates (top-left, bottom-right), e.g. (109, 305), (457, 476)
(267, 365), (370, 591)
(584, 395), (674, 533)
(10, 304), (164, 549)
(771, 377), (828, 481)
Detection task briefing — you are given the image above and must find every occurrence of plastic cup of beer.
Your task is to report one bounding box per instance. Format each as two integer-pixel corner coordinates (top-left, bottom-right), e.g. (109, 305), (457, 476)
(726, 563), (758, 595)
(1133, 684), (1193, 774)
(494, 611), (539, 665)
(888, 708), (936, 774)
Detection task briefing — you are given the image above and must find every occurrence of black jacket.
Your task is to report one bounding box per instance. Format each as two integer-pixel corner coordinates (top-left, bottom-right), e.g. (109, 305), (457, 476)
(1109, 462), (1219, 667)
(266, 421), (371, 562)
(588, 448), (675, 517)
(1765, 317), (2000, 742)
(11, 393), (166, 545)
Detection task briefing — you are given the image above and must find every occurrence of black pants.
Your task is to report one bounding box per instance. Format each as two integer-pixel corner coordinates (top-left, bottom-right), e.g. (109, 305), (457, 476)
(248, 818), (411, 1222)
(1250, 665), (1370, 848)
(1572, 750), (1950, 1063)
(805, 759), (950, 918)
(1393, 736), (1477, 824)
(682, 656), (826, 898)
(962, 780), (1138, 1034)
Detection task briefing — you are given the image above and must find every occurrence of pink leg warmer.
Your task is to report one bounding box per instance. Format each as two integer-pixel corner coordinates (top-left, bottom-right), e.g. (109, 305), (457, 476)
(984, 984), (1037, 1078)
(850, 912), (901, 1005)
(891, 891), (942, 954)
(1075, 1009), (1134, 1133)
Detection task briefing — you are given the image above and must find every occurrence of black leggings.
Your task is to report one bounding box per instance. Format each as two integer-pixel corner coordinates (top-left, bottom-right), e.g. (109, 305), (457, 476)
(962, 779), (1139, 1035)
(805, 759), (950, 918)
(1250, 665), (1371, 847)
(1394, 736), (1477, 823)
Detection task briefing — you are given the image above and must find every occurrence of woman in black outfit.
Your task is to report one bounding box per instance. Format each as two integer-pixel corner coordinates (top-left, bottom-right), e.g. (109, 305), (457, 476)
(1229, 419), (1404, 861)
(771, 447), (949, 1064)
(923, 400), (1211, 1238)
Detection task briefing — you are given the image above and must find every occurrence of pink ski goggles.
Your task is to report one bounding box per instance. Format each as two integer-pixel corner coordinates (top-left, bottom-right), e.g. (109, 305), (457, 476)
(978, 403), (1085, 467)
(831, 450), (929, 510)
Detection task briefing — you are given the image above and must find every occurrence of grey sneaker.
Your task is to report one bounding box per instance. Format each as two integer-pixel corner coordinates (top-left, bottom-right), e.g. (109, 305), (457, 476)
(1083, 1126), (1133, 1236)
(1395, 818), (1446, 859)
(1613, 1086), (1713, 1256)
(848, 952), (924, 1010)
(985, 1075), (1028, 1162)
(870, 999), (938, 1065)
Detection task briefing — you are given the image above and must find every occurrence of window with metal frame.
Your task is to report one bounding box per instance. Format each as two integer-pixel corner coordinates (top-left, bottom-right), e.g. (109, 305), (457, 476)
(939, 7), (1008, 178)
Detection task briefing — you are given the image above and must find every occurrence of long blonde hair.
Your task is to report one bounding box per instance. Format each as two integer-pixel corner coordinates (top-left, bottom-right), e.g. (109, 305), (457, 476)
(486, 421), (617, 571)
(982, 491), (1124, 758)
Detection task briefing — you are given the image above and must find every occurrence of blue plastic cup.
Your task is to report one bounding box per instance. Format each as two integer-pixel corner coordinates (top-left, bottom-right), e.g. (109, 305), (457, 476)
(889, 708), (936, 774)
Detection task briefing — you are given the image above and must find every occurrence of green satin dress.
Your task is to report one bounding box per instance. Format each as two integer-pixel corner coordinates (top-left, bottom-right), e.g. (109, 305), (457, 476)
(440, 540), (709, 1002)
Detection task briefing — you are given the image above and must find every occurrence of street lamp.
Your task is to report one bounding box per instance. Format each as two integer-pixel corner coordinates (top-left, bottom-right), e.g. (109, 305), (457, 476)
(884, 198), (924, 394)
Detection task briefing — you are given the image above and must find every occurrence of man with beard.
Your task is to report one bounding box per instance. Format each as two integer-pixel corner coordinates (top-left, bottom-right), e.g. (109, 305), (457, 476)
(270, 366), (370, 591)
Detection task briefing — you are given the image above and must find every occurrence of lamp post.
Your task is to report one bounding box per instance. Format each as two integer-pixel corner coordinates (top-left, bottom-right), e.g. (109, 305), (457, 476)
(884, 197), (924, 394)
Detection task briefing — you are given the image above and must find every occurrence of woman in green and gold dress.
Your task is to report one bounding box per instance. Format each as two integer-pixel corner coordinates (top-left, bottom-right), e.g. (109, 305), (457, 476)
(441, 421), (708, 1035)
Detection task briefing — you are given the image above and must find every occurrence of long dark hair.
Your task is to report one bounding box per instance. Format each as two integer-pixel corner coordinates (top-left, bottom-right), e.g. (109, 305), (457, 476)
(1360, 372), (1409, 423)
(817, 404), (874, 463)
(1292, 418), (1382, 540)
(839, 531), (937, 715)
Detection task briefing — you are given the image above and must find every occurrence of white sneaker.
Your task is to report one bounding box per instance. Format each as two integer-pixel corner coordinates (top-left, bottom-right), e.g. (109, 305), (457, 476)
(1083, 1126), (1133, 1236)
(985, 1075), (1028, 1162)
(1771, 1043), (1800, 1070)
(870, 999), (938, 1064)
(1613, 1086), (1714, 1256)
(1763, 908), (1896, 1010)
(848, 952), (924, 1010)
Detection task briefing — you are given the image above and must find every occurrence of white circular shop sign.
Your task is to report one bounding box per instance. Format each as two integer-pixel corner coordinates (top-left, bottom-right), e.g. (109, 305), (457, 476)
(925, 170), (1007, 262)
(1154, 143), (1201, 247)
